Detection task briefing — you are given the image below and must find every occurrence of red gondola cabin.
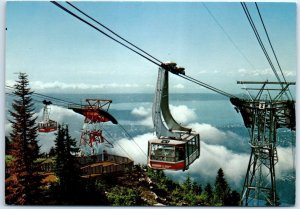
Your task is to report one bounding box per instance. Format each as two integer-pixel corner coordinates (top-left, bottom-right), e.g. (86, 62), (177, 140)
(148, 133), (200, 171)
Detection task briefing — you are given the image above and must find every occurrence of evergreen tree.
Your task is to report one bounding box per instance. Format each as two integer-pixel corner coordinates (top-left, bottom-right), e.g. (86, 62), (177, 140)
(225, 190), (240, 206)
(204, 183), (213, 205)
(5, 136), (11, 155)
(5, 73), (43, 205)
(54, 125), (66, 190)
(214, 168), (231, 205)
(64, 125), (81, 198)
(48, 147), (56, 157)
(182, 174), (192, 192)
(54, 124), (81, 202)
(107, 186), (139, 206)
(192, 181), (202, 195)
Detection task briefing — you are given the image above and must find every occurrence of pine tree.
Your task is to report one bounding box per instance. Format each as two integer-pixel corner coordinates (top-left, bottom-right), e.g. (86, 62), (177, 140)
(5, 73), (43, 205)
(48, 147), (56, 157)
(64, 125), (81, 198)
(182, 174), (192, 192)
(204, 183), (213, 205)
(214, 168), (231, 205)
(5, 136), (11, 155)
(225, 190), (240, 206)
(54, 125), (66, 192)
(192, 181), (202, 195)
(54, 124), (81, 202)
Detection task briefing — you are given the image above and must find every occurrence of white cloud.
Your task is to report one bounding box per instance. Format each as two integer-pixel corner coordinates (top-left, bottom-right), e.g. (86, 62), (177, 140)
(188, 122), (249, 153)
(276, 146), (295, 179)
(238, 68), (247, 73)
(132, 104), (197, 128)
(198, 70), (207, 74)
(6, 80), (140, 91)
(110, 133), (153, 164)
(139, 116), (153, 127)
(149, 140), (250, 187)
(5, 80), (15, 87)
(169, 105), (197, 124)
(131, 106), (153, 127)
(5, 122), (12, 137)
(131, 106), (151, 117)
(173, 83), (185, 89)
(236, 68), (296, 78)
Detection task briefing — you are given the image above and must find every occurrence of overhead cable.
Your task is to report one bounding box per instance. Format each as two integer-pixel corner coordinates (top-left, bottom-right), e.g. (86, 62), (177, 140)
(202, 3), (256, 70)
(50, 1), (161, 67)
(51, 1), (238, 99)
(118, 124), (148, 158)
(66, 1), (163, 65)
(254, 3), (293, 100)
(101, 126), (134, 160)
(6, 85), (79, 106)
(179, 74), (238, 98)
(240, 2), (290, 100)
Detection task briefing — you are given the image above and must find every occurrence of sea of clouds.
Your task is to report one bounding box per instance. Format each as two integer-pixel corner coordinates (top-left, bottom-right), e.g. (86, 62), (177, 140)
(5, 102), (295, 189)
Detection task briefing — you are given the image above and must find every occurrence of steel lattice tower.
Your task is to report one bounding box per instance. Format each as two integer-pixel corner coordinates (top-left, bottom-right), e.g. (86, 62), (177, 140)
(68, 99), (116, 156)
(230, 81), (295, 206)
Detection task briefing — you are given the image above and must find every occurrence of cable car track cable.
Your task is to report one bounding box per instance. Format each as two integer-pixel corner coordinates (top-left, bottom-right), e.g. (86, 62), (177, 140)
(51, 1), (238, 99)
(240, 3), (291, 100)
(179, 74), (237, 98)
(254, 2), (293, 100)
(66, 1), (163, 65)
(101, 126), (134, 160)
(50, 1), (161, 67)
(6, 85), (80, 106)
(118, 124), (148, 158)
(202, 3), (256, 70)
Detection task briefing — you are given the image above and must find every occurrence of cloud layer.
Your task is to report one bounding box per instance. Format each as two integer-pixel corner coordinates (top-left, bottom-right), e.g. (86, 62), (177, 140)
(5, 102), (295, 189)
(6, 80), (149, 93)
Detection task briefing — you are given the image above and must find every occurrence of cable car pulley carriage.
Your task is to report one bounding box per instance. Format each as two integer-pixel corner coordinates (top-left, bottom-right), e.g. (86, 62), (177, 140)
(38, 100), (58, 133)
(148, 62), (200, 171)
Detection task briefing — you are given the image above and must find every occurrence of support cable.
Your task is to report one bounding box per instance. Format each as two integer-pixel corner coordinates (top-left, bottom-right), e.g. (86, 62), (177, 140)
(51, 1), (240, 99)
(254, 3), (293, 100)
(5, 85), (79, 106)
(118, 124), (148, 158)
(179, 74), (238, 98)
(66, 1), (163, 65)
(101, 126), (134, 160)
(51, 1), (161, 67)
(202, 3), (256, 70)
(240, 3), (289, 100)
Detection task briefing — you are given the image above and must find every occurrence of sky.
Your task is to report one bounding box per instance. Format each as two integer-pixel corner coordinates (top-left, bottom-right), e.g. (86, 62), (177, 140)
(4, 1), (297, 94)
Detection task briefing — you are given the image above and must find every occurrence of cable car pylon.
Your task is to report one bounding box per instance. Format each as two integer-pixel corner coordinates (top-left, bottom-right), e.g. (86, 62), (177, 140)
(230, 81), (295, 206)
(148, 62), (200, 171)
(68, 99), (117, 156)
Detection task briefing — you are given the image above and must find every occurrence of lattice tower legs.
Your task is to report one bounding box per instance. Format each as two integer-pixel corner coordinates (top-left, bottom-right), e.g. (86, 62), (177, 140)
(241, 105), (278, 206)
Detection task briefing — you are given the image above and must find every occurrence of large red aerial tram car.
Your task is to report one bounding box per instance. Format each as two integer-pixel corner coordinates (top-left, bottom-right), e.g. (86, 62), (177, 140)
(148, 134), (200, 170)
(147, 62), (200, 171)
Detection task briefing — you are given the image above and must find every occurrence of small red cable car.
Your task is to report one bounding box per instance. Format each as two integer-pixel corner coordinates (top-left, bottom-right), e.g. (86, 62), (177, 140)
(38, 100), (58, 133)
